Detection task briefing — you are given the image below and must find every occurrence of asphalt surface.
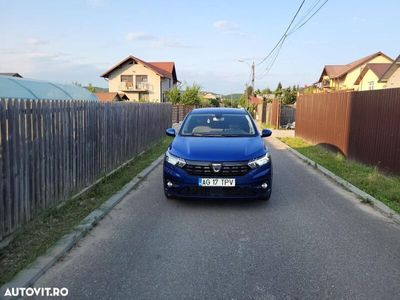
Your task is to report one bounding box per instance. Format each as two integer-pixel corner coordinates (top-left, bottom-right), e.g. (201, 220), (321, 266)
(32, 138), (400, 300)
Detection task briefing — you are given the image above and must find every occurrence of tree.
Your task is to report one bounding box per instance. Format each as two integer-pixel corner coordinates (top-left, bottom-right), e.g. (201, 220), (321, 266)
(181, 84), (201, 105)
(282, 87), (297, 105)
(209, 98), (220, 107)
(165, 86), (181, 104)
(245, 85), (254, 99)
(274, 82), (283, 99)
(86, 83), (96, 93)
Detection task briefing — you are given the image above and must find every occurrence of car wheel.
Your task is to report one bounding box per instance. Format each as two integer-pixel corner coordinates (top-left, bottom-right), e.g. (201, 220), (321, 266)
(164, 190), (173, 199)
(261, 190), (272, 201)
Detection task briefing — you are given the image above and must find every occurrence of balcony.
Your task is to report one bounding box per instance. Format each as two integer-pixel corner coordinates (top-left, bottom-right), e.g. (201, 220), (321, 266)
(119, 82), (151, 92)
(322, 79), (331, 88)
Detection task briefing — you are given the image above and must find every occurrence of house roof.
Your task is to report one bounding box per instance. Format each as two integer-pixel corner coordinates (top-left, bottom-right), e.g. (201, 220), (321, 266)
(0, 73), (23, 78)
(249, 95), (263, 105)
(318, 51), (393, 82)
(354, 63), (392, 85)
(95, 92), (120, 102)
(100, 56), (178, 82)
(379, 55), (400, 82)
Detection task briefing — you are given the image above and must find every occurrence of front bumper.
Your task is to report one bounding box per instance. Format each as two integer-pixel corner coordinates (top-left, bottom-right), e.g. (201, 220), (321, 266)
(163, 161), (272, 199)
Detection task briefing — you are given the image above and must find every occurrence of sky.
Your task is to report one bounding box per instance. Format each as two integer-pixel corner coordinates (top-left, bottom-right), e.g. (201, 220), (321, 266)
(1, 0), (399, 94)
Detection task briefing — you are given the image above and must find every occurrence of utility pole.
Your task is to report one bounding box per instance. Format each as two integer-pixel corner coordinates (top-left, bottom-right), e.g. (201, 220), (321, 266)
(251, 61), (255, 90)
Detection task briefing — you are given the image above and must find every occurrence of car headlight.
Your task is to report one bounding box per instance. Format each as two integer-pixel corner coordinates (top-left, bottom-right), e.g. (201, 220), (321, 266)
(165, 151), (186, 168)
(248, 152), (270, 169)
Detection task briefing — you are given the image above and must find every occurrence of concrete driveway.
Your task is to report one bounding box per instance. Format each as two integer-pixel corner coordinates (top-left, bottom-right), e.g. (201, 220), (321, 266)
(32, 138), (400, 300)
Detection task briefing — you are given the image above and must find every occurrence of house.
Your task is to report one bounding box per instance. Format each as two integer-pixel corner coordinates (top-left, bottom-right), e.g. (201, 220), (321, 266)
(100, 56), (178, 102)
(0, 73), (23, 78)
(379, 55), (400, 89)
(249, 95), (263, 105)
(354, 63), (392, 91)
(317, 51), (393, 91)
(202, 93), (217, 100)
(95, 92), (129, 102)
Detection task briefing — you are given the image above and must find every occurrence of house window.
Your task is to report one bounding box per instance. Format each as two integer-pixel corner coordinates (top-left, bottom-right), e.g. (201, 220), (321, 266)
(368, 81), (374, 90)
(135, 75), (148, 90)
(121, 75), (133, 83)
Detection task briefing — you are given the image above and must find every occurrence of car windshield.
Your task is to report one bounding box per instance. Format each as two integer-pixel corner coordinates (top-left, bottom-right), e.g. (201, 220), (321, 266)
(180, 113), (257, 137)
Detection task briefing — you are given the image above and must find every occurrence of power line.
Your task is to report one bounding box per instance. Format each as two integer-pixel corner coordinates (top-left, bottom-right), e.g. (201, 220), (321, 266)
(288, 0), (329, 35)
(256, 0), (306, 66)
(255, 0), (329, 83)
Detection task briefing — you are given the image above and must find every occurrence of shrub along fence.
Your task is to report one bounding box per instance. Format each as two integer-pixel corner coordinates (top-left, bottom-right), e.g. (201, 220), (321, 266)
(0, 99), (172, 241)
(296, 88), (400, 175)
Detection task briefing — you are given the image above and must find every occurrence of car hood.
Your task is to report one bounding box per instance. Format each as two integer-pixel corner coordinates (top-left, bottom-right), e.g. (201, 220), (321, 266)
(169, 136), (267, 162)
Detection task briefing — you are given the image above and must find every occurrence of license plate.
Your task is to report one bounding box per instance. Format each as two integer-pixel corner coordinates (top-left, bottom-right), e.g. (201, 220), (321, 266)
(198, 178), (236, 187)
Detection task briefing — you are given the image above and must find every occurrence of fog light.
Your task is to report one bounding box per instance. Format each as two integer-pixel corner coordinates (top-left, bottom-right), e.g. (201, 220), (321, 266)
(261, 182), (268, 189)
(167, 181), (173, 188)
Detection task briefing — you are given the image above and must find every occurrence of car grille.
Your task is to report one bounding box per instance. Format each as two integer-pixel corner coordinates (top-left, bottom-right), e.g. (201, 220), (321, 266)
(180, 186), (259, 197)
(183, 161), (250, 177)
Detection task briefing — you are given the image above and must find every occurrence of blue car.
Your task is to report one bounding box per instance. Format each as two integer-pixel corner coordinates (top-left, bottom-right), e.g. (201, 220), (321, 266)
(163, 108), (273, 200)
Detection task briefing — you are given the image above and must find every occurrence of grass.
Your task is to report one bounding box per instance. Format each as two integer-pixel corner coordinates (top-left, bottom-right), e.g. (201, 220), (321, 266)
(279, 137), (400, 214)
(0, 137), (172, 286)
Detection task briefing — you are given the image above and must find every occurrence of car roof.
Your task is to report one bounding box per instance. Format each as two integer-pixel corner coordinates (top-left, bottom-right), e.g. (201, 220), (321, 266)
(190, 107), (247, 115)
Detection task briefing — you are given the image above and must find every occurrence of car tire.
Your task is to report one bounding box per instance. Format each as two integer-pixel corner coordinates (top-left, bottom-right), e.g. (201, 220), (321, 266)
(261, 190), (272, 201)
(164, 190), (173, 199)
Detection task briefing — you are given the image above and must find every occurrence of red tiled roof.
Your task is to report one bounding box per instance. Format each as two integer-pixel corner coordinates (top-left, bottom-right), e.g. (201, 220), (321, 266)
(95, 92), (120, 102)
(249, 96), (263, 105)
(318, 52), (393, 82)
(100, 56), (177, 81)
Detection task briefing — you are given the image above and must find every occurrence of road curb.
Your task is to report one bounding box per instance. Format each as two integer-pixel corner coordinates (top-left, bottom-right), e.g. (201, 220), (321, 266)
(0, 154), (164, 299)
(273, 137), (400, 225)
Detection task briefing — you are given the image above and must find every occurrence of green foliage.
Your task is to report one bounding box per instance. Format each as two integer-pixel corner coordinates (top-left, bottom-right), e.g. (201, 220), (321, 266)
(86, 83), (96, 93)
(181, 84), (201, 105)
(209, 98), (220, 107)
(282, 87), (297, 105)
(165, 86), (181, 104)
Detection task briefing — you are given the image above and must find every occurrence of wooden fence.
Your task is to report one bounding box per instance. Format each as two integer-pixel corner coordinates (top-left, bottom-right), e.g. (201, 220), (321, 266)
(0, 99), (172, 241)
(172, 105), (196, 123)
(256, 100), (295, 128)
(296, 88), (400, 174)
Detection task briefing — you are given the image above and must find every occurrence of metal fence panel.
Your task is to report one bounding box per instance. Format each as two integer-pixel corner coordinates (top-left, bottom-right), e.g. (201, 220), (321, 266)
(296, 88), (400, 174)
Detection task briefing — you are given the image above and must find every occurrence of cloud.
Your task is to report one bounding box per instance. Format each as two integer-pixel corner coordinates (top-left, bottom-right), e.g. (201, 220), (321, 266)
(125, 32), (193, 48)
(125, 32), (156, 41)
(157, 39), (193, 48)
(87, 0), (105, 7)
(26, 38), (48, 46)
(213, 20), (243, 35)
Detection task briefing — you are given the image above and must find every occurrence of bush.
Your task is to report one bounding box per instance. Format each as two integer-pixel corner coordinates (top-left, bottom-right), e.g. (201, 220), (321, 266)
(181, 84), (201, 105)
(165, 86), (181, 104)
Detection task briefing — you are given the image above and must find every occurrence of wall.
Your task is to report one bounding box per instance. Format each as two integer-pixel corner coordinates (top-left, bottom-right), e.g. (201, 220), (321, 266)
(386, 67), (400, 88)
(0, 99), (172, 241)
(296, 89), (400, 174)
(357, 70), (386, 91)
(342, 55), (393, 89)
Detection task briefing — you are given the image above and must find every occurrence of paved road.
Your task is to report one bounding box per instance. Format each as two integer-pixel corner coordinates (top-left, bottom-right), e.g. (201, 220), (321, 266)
(33, 138), (400, 300)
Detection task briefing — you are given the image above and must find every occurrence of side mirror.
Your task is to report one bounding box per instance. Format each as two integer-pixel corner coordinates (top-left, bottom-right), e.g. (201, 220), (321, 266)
(261, 129), (272, 138)
(166, 128), (176, 137)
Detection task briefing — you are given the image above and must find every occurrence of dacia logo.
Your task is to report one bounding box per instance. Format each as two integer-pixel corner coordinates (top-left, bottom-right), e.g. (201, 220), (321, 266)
(211, 163), (222, 173)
